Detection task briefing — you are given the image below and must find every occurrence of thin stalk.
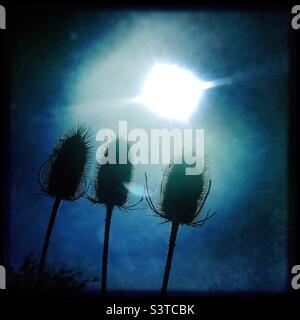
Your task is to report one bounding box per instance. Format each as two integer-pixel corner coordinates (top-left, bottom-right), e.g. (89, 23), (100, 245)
(161, 221), (180, 296)
(36, 197), (61, 290)
(101, 205), (114, 295)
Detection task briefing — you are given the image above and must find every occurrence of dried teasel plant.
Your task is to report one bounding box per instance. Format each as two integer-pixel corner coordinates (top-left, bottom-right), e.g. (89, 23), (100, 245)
(36, 124), (93, 290)
(88, 138), (142, 295)
(145, 163), (216, 295)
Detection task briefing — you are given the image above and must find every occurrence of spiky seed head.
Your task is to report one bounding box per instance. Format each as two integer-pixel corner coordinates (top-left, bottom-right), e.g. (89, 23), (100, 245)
(90, 138), (133, 208)
(39, 124), (93, 201)
(159, 163), (209, 226)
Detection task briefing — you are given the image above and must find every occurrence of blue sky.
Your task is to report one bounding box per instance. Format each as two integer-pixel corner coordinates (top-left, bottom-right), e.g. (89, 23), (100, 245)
(9, 9), (289, 293)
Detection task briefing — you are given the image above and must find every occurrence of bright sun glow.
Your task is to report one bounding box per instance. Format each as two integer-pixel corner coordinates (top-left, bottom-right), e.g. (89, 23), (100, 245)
(136, 63), (212, 121)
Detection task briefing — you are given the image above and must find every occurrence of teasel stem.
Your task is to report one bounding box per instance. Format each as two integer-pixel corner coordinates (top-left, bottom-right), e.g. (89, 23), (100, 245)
(36, 197), (62, 291)
(101, 204), (114, 295)
(161, 221), (180, 296)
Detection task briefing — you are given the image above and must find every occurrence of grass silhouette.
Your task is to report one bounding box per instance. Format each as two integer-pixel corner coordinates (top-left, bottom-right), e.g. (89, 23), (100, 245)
(7, 253), (98, 296)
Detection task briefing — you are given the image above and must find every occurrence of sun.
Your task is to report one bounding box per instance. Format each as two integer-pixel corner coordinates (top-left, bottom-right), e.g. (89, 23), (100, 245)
(136, 63), (212, 121)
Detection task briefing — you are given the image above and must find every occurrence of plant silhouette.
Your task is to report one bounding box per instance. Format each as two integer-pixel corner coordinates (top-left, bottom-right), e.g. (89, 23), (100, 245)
(37, 124), (92, 290)
(88, 138), (140, 295)
(145, 163), (216, 295)
(7, 253), (98, 296)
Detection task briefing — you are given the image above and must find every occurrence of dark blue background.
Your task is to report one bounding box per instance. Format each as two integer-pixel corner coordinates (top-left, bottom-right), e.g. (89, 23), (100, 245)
(9, 9), (289, 293)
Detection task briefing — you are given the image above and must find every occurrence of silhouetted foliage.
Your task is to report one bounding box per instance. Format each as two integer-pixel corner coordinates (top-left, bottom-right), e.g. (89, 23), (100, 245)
(7, 254), (98, 296)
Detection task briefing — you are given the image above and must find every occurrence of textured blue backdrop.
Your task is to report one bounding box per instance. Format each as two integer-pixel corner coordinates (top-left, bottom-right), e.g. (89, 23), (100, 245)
(9, 9), (289, 293)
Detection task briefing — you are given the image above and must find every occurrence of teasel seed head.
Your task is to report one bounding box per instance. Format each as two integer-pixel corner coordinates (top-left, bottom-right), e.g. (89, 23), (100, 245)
(89, 138), (134, 208)
(145, 163), (215, 227)
(39, 124), (93, 201)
